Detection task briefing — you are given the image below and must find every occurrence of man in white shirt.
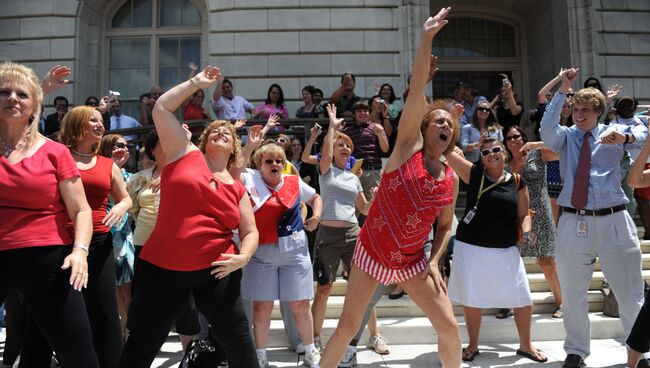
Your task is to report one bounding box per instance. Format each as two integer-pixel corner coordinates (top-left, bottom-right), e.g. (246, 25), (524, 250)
(110, 99), (141, 142)
(211, 79), (254, 120)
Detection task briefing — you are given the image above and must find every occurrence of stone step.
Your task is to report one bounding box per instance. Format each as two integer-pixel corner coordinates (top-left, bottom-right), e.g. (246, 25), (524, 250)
(266, 312), (623, 347)
(271, 291), (602, 319)
(323, 269), (650, 296)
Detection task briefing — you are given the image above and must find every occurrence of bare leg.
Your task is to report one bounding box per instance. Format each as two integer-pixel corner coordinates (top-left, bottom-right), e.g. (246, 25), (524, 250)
(312, 283), (332, 337)
(320, 265), (379, 368)
(180, 334), (194, 352)
(463, 306), (482, 353)
(401, 276), (461, 367)
(287, 300), (315, 345)
(628, 348), (643, 368)
(116, 283), (132, 338)
(513, 305), (546, 360)
(537, 256), (562, 307)
(253, 301), (274, 349)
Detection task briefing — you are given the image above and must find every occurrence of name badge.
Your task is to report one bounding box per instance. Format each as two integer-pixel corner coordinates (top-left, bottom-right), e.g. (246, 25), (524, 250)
(576, 220), (588, 237)
(463, 207), (476, 224)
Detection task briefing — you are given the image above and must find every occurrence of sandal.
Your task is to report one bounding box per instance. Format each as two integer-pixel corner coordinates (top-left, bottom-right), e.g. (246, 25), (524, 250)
(516, 349), (548, 363)
(495, 308), (513, 319)
(552, 306), (564, 319)
(462, 347), (480, 362)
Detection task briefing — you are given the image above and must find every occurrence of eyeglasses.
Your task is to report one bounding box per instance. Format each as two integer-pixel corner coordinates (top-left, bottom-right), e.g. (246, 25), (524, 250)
(276, 138), (287, 144)
(113, 142), (128, 149)
(264, 159), (284, 165)
(477, 107), (490, 112)
(567, 93), (575, 98)
(480, 146), (503, 157)
(505, 134), (521, 141)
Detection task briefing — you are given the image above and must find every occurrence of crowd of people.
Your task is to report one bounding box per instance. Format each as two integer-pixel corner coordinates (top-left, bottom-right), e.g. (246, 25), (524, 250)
(1, 6), (650, 368)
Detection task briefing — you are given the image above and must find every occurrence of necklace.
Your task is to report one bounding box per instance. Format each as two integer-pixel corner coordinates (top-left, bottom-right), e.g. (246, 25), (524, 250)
(0, 135), (24, 158)
(70, 149), (95, 157)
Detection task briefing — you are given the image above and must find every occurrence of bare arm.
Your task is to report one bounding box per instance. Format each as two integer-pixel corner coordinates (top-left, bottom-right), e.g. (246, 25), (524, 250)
(301, 125), (321, 165)
(517, 182), (531, 233)
(303, 193), (323, 232)
(355, 188), (378, 216)
(212, 79), (224, 102)
(230, 125), (263, 179)
(502, 82), (523, 116)
(59, 176), (92, 290)
(153, 66), (221, 163)
(628, 138), (650, 188)
(41, 65), (71, 95)
(393, 8), (450, 157)
(444, 146), (472, 184)
(104, 163), (133, 228)
(211, 193), (259, 279)
(320, 104), (344, 174)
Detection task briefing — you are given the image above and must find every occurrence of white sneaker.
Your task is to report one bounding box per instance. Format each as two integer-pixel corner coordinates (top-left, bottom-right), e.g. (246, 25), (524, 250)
(367, 335), (390, 354)
(304, 349), (321, 367)
(338, 348), (357, 368)
(256, 351), (269, 368)
(294, 343), (305, 354)
(314, 336), (324, 353)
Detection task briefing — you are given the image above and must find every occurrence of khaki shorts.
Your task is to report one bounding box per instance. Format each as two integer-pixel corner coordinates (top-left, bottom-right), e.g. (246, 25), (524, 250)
(314, 223), (360, 284)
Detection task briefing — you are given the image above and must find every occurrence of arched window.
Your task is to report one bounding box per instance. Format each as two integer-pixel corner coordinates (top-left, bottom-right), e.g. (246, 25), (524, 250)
(107, 0), (202, 116)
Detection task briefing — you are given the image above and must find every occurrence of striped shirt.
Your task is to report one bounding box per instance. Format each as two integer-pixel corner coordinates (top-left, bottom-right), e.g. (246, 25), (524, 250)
(342, 122), (382, 167)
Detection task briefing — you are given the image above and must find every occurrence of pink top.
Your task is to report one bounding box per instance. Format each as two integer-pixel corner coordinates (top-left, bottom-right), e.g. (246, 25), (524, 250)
(254, 103), (289, 119)
(356, 151), (454, 270)
(141, 150), (245, 271)
(0, 140), (80, 250)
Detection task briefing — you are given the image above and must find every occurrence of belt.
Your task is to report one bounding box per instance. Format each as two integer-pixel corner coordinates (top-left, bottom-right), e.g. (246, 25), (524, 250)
(362, 163), (382, 170)
(561, 204), (626, 217)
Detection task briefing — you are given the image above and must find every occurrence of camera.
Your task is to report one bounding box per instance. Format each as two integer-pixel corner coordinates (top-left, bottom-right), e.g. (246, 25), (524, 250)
(378, 99), (385, 105)
(109, 90), (121, 99)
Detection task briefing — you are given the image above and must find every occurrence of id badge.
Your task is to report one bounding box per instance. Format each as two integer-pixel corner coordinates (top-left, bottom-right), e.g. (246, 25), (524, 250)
(463, 207), (476, 224)
(576, 220), (588, 237)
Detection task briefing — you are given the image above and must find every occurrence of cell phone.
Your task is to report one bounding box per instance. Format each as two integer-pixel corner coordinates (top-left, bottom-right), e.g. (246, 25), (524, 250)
(314, 123), (322, 132)
(351, 158), (364, 173)
(109, 90), (121, 98)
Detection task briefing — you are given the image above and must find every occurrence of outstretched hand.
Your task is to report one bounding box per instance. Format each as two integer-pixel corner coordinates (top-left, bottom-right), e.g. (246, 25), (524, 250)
(41, 65), (71, 94)
(246, 125), (264, 150)
(428, 55), (439, 82)
(191, 66), (222, 89)
(422, 7), (451, 37)
(326, 104), (345, 131)
(606, 84), (623, 101)
(234, 119), (247, 129)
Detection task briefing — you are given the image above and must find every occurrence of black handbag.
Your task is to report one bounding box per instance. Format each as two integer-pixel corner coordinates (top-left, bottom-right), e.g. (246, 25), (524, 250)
(178, 339), (226, 368)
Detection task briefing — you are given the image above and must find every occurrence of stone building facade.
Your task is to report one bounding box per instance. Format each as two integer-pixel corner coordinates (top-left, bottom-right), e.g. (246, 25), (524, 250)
(1, 0), (648, 117)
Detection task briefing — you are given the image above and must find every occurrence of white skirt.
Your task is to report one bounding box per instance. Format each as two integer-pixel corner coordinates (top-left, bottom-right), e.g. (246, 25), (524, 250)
(448, 240), (532, 308)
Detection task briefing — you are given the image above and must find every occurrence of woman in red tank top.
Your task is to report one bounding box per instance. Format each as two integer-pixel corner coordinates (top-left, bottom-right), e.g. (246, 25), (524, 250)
(320, 8), (463, 368)
(59, 105), (132, 368)
(119, 66), (260, 368)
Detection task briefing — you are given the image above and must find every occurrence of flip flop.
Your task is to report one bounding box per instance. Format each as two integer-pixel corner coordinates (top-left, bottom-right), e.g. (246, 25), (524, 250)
(552, 306), (564, 318)
(495, 308), (513, 319)
(516, 349), (548, 363)
(462, 347), (480, 362)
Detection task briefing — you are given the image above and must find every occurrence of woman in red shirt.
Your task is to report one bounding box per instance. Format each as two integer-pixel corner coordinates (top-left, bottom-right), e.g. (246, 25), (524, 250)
(119, 66), (260, 368)
(183, 89), (209, 121)
(59, 105), (132, 368)
(0, 62), (98, 367)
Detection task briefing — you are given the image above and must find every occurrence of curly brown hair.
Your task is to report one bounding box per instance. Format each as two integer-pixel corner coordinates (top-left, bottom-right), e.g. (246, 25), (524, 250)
(421, 99), (461, 154)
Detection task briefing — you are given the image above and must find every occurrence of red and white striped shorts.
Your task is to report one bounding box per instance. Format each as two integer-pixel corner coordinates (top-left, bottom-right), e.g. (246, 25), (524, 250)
(352, 244), (428, 285)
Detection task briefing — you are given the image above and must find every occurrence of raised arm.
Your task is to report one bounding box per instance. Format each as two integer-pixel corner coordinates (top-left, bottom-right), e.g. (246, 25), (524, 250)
(212, 78), (224, 102)
(301, 125), (322, 165)
(394, 8), (450, 152)
(537, 69), (564, 104)
(231, 124), (263, 179)
(320, 104), (345, 175)
(152, 66), (221, 163)
(628, 138), (650, 188)
(41, 65), (71, 95)
(540, 68), (578, 152)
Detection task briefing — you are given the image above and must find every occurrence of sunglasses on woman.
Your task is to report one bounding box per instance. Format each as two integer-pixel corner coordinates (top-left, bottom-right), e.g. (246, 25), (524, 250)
(480, 146), (503, 157)
(264, 159), (284, 165)
(477, 107), (491, 112)
(276, 138), (287, 144)
(113, 142), (128, 149)
(505, 134), (521, 141)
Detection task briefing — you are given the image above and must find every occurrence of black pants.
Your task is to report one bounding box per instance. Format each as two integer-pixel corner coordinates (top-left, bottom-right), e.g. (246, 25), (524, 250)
(627, 289), (650, 353)
(0, 246), (100, 368)
(119, 260), (257, 368)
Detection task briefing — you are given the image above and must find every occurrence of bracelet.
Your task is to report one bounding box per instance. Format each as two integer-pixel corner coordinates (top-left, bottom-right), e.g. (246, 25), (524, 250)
(311, 216), (321, 223)
(625, 134), (631, 144)
(189, 78), (199, 89)
(74, 244), (89, 253)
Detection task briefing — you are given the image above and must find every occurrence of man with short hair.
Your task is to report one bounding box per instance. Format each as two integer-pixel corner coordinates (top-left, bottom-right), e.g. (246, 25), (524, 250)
(43, 96), (69, 136)
(330, 72), (360, 118)
(110, 99), (141, 142)
(211, 78), (254, 120)
(541, 69), (647, 368)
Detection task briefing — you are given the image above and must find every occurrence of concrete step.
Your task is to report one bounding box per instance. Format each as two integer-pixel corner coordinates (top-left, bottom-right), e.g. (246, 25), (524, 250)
(266, 312), (623, 347)
(523, 253), (650, 273)
(271, 291), (602, 319)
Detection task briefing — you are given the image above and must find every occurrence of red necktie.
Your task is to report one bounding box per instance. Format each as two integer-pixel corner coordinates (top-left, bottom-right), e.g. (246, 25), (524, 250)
(571, 131), (592, 210)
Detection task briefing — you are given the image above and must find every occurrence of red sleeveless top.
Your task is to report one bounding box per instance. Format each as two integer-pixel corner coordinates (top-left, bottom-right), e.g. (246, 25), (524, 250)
(66, 155), (113, 235)
(356, 151), (454, 270)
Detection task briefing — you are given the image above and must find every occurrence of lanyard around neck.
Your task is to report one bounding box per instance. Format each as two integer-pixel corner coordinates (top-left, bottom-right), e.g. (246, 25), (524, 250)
(477, 170), (504, 203)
